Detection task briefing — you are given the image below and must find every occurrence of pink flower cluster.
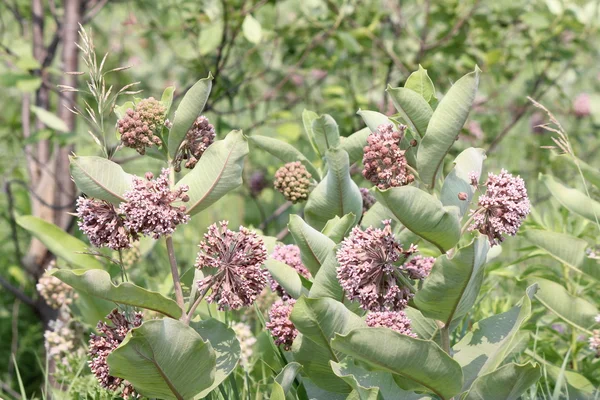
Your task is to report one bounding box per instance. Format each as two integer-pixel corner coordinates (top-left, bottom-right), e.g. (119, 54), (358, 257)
(173, 116), (216, 172)
(360, 188), (376, 214)
(195, 221), (268, 310)
(366, 311), (417, 337)
(120, 169), (190, 239)
(590, 330), (600, 357)
(274, 161), (312, 203)
(76, 197), (134, 250)
(266, 299), (298, 350)
(401, 255), (435, 280)
(336, 220), (419, 311)
(88, 309), (142, 398)
(573, 93), (591, 117)
(270, 244), (310, 298)
(118, 97), (166, 155)
(468, 169), (530, 245)
(362, 124), (414, 190)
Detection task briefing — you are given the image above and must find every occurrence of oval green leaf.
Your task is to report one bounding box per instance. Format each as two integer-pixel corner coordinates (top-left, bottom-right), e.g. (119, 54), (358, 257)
(386, 86), (433, 138)
(288, 214), (335, 276)
(464, 362), (541, 400)
(248, 135), (320, 179)
(339, 127), (370, 164)
(321, 213), (355, 242)
(265, 259), (305, 299)
(312, 114), (341, 155)
(541, 174), (600, 224)
(70, 155), (133, 204)
(404, 65), (436, 102)
(440, 148), (486, 218)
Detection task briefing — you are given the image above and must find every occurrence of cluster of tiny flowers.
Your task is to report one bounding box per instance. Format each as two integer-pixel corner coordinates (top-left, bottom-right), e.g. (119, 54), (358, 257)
(270, 244), (311, 298)
(37, 268), (77, 309)
(468, 169), (531, 245)
(76, 197), (133, 250)
(195, 221), (268, 310)
(590, 330), (600, 357)
(118, 97), (166, 155)
(360, 188), (376, 214)
(266, 299), (298, 350)
(336, 220), (417, 311)
(89, 309), (142, 399)
(365, 311), (417, 337)
(402, 255), (435, 280)
(45, 319), (85, 367)
(231, 322), (256, 369)
(274, 161), (312, 203)
(362, 124), (414, 190)
(121, 244), (141, 269)
(173, 116), (216, 172)
(573, 93), (591, 117)
(249, 170), (268, 197)
(120, 169), (190, 239)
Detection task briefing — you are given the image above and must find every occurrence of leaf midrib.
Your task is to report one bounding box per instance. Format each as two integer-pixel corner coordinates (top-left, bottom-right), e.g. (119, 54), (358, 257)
(72, 157), (126, 202)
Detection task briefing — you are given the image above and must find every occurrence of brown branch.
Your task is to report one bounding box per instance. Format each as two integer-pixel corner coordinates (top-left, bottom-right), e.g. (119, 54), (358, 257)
(0, 276), (35, 307)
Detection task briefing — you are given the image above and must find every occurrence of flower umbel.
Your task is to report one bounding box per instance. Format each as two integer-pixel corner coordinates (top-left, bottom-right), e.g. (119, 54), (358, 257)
(89, 309), (142, 398)
(195, 221), (268, 310)
(118, 97), (166, 155)
(266, 299), (298, 351)
(173, 116), (216, 172)
(468, 169), (530, 245)
(274, 161), (312, 203)
(590, 330), (600, 357)
(120, 169), (190, 239)
(366, 311), (417, 337)
(76, 197), (133, 249)
(270, 244), (311, 298)
(37, 266), (77, 310)
(336, 220), (417, 311)
(232, 322), (256, 369)
(401, 255), (435, 280)
(362, 124), (414, 190)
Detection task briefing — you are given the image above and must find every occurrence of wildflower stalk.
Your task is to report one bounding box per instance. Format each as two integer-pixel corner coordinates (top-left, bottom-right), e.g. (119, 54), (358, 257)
(166, 236), (185, 313)
(185, 284), (212, 325)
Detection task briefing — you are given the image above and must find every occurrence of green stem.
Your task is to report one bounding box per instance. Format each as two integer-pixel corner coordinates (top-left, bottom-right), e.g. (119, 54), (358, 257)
(437, 320), (451, 355)
(185, 284), (212, 324)
(166, 236), (185, 315)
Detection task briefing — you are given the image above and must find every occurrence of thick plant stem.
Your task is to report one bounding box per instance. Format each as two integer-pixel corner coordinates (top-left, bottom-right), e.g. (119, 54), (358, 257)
(185, 285), (211, 324)
(166, 236), (185, 313)
(437, 320), (451, 354)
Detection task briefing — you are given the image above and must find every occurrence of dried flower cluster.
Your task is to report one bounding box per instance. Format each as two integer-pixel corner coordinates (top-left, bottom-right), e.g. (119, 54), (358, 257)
(573, 93), (591, 117)
(270, 244), (310, 298)
(362, 124), (414, 190)
(365, 311), (417, 337)
(231, 322), (256, 369)
(37, 268), (77, 309)
(173, 116), (216, 172)
(118, 97), (166, 155)
(195, 221), (268, 310)
(274, 161), (312, 203)
(266, 299), (297, 350)
(336, 220), (418, 311)
(402, 255), (435, 280)
(120, 169), (190, 239)
(89, 309), (142, 398)
(76, 197), (133, 250)
(468, 169), (531, 245)
(360, 188), (376, 213)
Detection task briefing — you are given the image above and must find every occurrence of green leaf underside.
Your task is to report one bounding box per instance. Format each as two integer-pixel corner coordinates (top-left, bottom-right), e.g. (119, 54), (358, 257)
(464, 362), (541, 400)
(288, 215), (335, 276)
(248, 135), (320, 179)
(387, 86), (433, 138)
(312, 114), (341, 155)
(541, 174), (600, 223)
(70, 155), (133, 204)
(340, 127), (370, 164)
(404, 65), (436, 103)
(321, 214), (355, 242)
(265, 259), (304, 299)
(440, 148), (486, 218)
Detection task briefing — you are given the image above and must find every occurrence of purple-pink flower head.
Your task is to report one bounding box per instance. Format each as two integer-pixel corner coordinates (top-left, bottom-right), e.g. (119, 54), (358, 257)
(402, 255), (435, 280)
(362, 124), (414, 190)
(573, 93), (591, 117)
(173, 116), (216, 172)
(119, 169), (190, 239)
(468, 169), (530, 245)
(270, 244), (311, 298)
(76, 197), (134, 250)
(266, 298), (297, 351)
(590, 330), (600, 357)
(274, 161), (312, 203)
(366, 311), (417, 337)
(118, 97), (166, 155)
(336, 220), (417, 312)
(195, 221), (268, 310)
(89, 309), (142, 398)
(360, 188), (376, 214)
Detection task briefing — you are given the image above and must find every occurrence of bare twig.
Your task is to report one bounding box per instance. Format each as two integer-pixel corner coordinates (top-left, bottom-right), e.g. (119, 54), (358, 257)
(0, 276), (35, 307)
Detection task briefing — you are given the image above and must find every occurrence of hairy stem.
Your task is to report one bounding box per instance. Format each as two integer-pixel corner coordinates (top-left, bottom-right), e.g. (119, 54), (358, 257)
(166, 236), (185, 313)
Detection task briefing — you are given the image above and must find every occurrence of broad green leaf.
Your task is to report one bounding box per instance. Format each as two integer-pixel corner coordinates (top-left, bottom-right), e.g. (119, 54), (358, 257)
(70, 155), (133, 204)
(440, 148), (486, 218)
(305, 148), (362, 230)
(414, 237), (489, 325)
(417, 66), (481, 187)
(114, 101), (134, 120)
(360, 202), (395, 230)
(321, 213), (355, 242)
(168, 73), (213, 159)
(404, 307), (438, 341)
(541, 174), (600, 224)
(161, 86), (176, 116)
(373, 186), (461, 252)
(248, 135), (320, 179)
(302, 109), (321, 157)
(16, 216), (103, 269)
(108, 319), (216, 400)
(356, 109), (392, 132)
(522, 230), (587, 271)
(190, 318), (241, 398)
(339, 127), (370, 164)
(464, 362), (541, 400)
(270, 362), (302, 400)
(331, 328), (463, 400)
(53, 269), (182, 318)
(290, 296), (366, 351)
(288, 215), (335, 276)
(387, 86), (433, 138)
(242, 14), (262, 44)
(312, 114), (340, 155)
(308, 248), (343, 301)
(404, 65), (435, 102)
(265, 259), (305, 299)
(72, 292), (114, 328)
(527, 277), (597, 334)
(175, 130), (248, 216)
(31, 105), (69, 132)
(453, 285), (537, 389)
